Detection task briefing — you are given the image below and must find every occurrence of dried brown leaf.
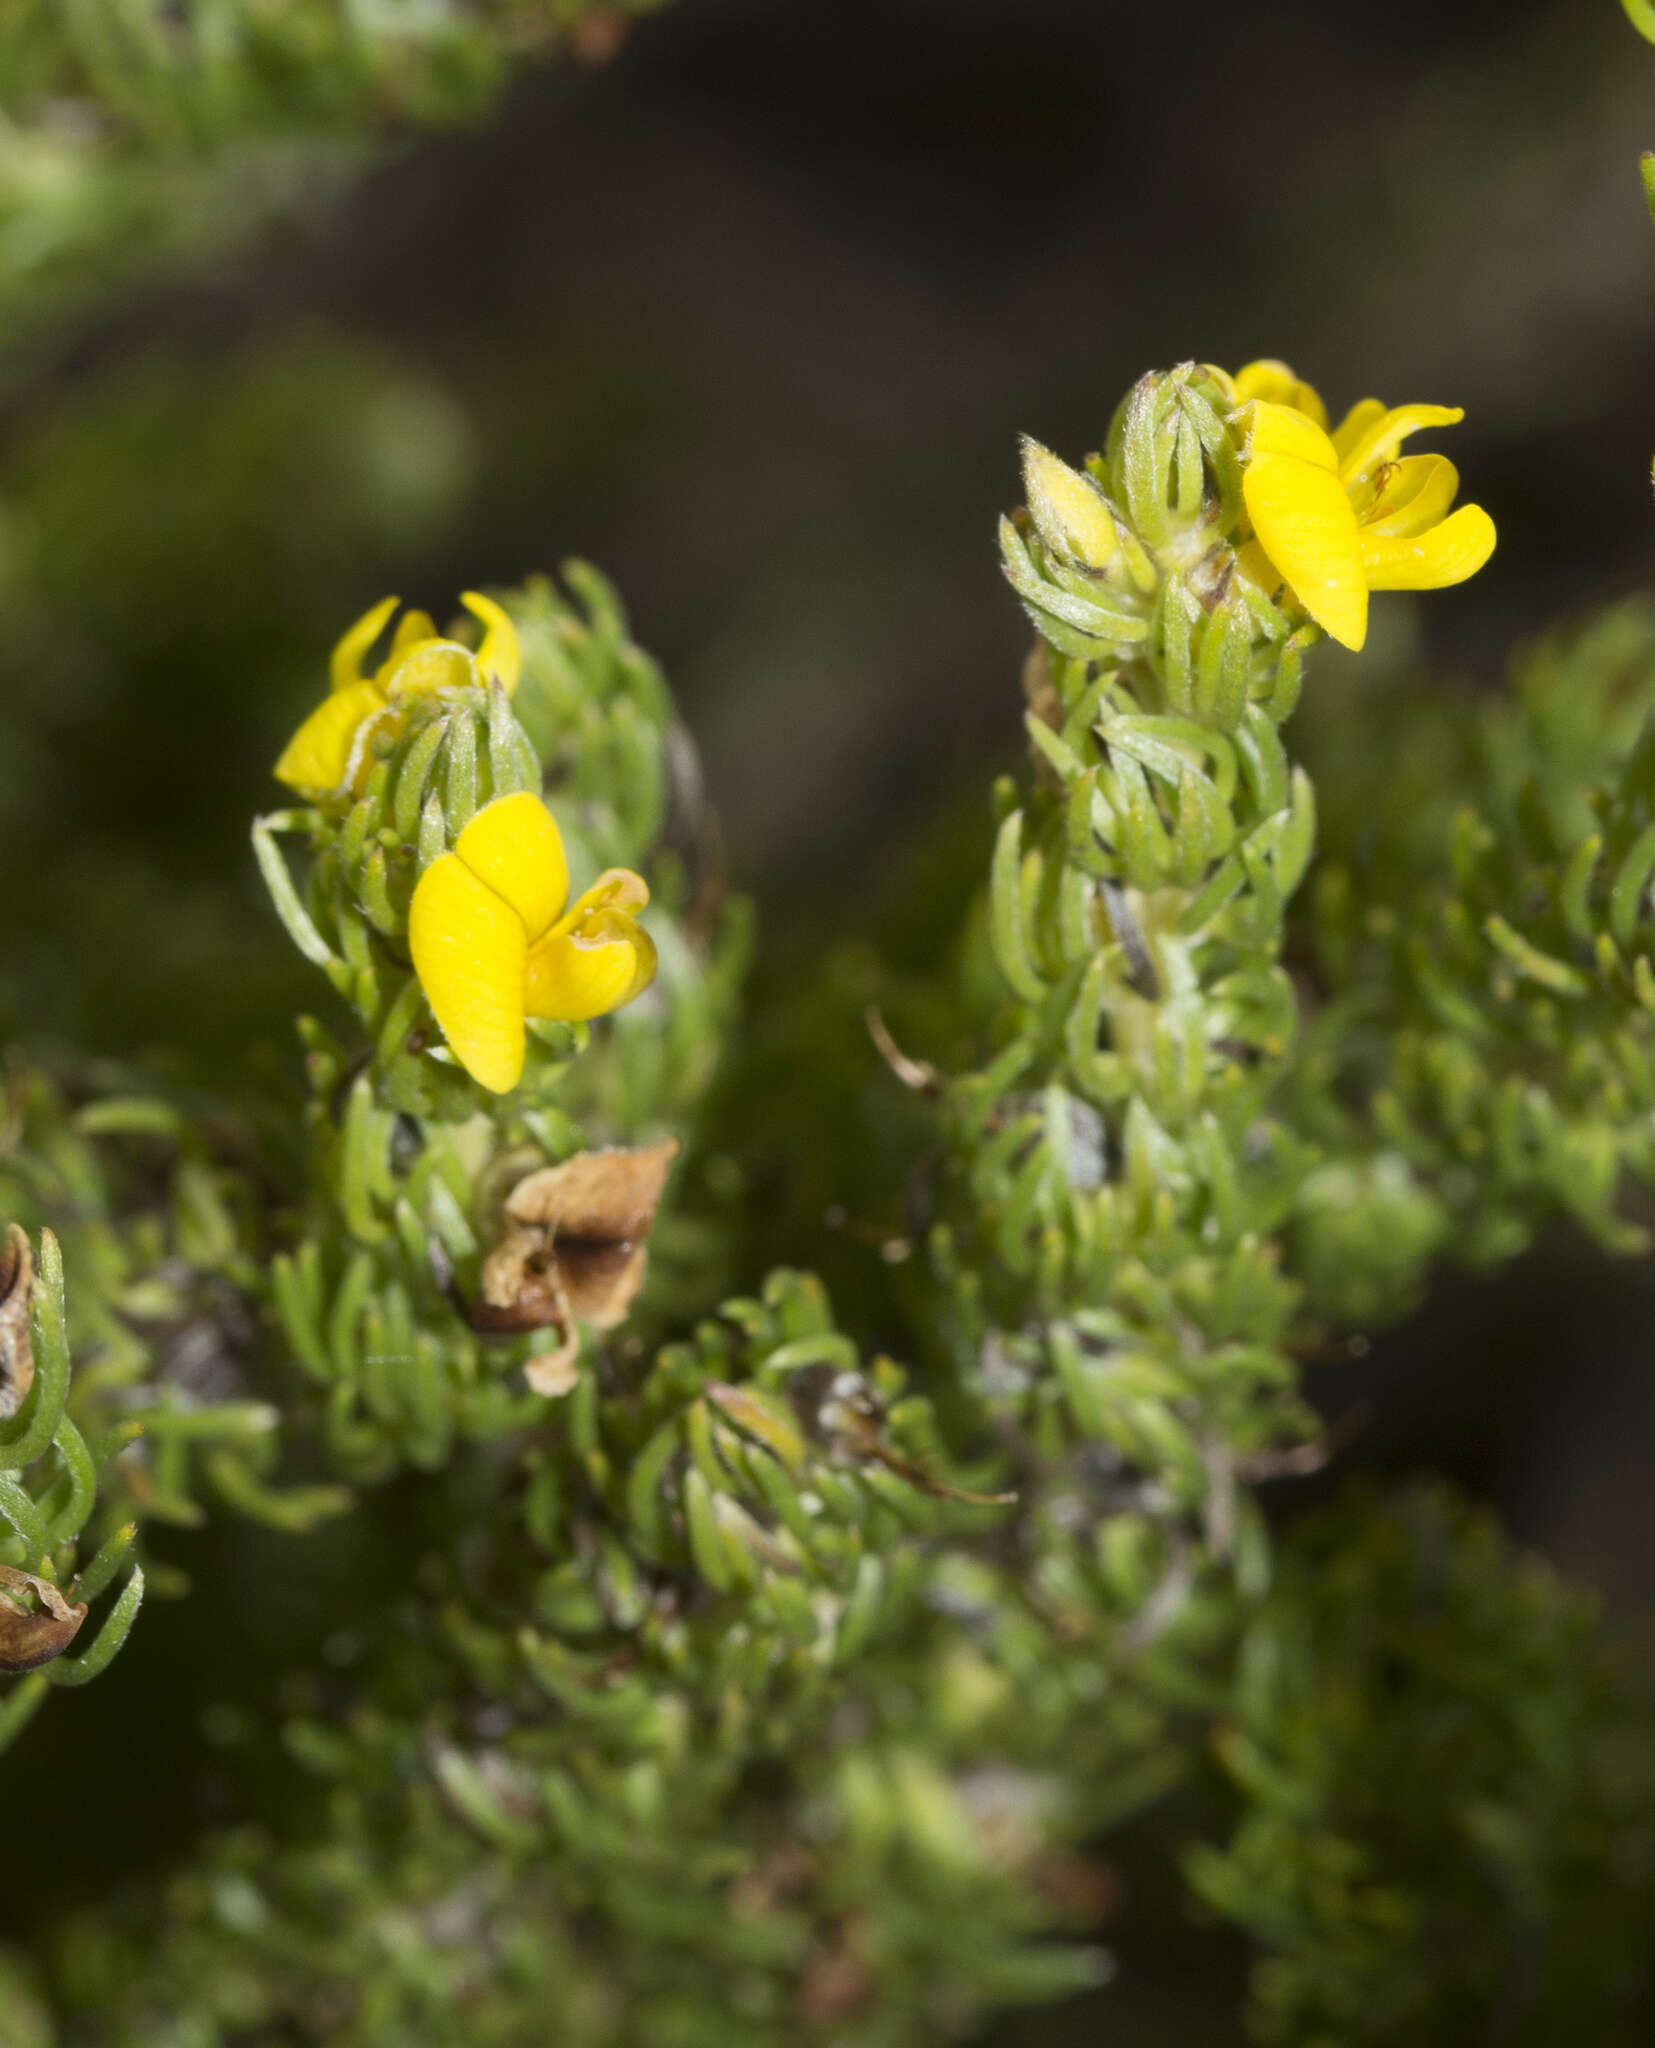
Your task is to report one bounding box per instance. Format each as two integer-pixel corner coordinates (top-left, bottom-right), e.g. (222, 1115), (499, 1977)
(0, 1565), (86, 1673)
(800, 1366), (1017, 1504)
(523, 1334), (581, 1399)
(0, 1222), (34, 1421)
(502, 1140), (679, 1241)
(557, 1239), (651, 1329)
(477, 1140), (679, 1339)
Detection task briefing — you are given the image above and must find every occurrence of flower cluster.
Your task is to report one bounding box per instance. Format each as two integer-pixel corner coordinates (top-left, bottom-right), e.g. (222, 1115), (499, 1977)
(1221, 357), (1495, 651)
(1004, 357), (1494, 736)
(274, 591), (522, 798)
(270, 595), (657, 1093)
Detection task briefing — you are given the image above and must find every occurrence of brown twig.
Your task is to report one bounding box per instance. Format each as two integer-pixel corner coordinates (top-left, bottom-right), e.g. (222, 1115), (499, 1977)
(1233, 1404), (1372, 1482)
(864, 1007), (943, 1094)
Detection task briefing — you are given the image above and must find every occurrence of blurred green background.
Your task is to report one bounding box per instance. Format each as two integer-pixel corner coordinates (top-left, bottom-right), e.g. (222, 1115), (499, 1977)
(1, 2), (1653, 2037)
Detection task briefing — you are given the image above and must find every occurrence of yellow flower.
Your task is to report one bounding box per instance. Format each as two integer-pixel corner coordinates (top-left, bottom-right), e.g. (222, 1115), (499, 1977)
(274, 592), (522, 797)
(409, 791), (656, 1094)
(1222, 358), (1496, 652)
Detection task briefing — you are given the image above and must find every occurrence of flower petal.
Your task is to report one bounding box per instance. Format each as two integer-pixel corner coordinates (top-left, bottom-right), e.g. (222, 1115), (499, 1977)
(381, 641), (475, 699)
(385, 608), (437, 663)
(1359, 503), (1496, 591)
(566, 868), (650, 917)
(1337, 403), (1464, 486)
(409, 853), (528, 1094)
(462, 591), (523, 695)
(1232, 536), (1289, 599)
(454, 792), (570, 941)
(273, 681), (387, 794)
(1359, 454), (1460, 538)
(1233, 360), (1328, 429)
(330, 596), (399, 693)
(1245, 399), (1340, 471)
(526, 910), (656, 1022)
(1241, 452), (1367, 650)
(1329, 399), (1387, 467)
(612, 920), (658, 1006)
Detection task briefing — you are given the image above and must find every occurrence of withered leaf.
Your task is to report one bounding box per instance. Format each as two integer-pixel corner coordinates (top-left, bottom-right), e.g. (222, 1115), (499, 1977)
(862, 1444), (1018, 1508)
(795, 1364), (1016, 1505)
(502, 1139), (680, 1242)
(477, 1139), (679, 1339)
(523, 1341), (581, 1399)
(0, 1222), (35, 1421)
(0, 1565), (86, 1673)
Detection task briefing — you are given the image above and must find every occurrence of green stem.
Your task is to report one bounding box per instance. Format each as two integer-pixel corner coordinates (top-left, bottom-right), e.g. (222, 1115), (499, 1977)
(46, 1567), (145, 1688)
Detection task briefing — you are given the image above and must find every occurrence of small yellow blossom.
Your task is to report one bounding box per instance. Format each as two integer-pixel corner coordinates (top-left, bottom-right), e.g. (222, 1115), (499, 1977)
(409, 791), (656, 1094)
(274, 592), (522, 798)
(1220, 358), (1496, 652)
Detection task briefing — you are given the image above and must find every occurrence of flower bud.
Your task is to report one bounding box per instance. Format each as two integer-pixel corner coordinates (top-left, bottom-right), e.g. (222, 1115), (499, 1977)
(1020, 437), (1118, 571)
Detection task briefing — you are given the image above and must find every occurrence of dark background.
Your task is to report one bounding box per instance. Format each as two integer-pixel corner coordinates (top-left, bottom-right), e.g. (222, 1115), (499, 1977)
(1, 2), (1652, 2037)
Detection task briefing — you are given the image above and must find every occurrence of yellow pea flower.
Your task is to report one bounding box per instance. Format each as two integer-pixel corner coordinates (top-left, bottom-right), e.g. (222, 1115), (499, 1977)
(274, 592), (522, 797)
(409, 791), (657, 1094)
(1220, 358), (1496, 652)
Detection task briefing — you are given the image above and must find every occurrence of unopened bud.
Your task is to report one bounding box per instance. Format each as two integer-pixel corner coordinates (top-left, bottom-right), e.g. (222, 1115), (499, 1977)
(1020, 437), (1118, 571)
